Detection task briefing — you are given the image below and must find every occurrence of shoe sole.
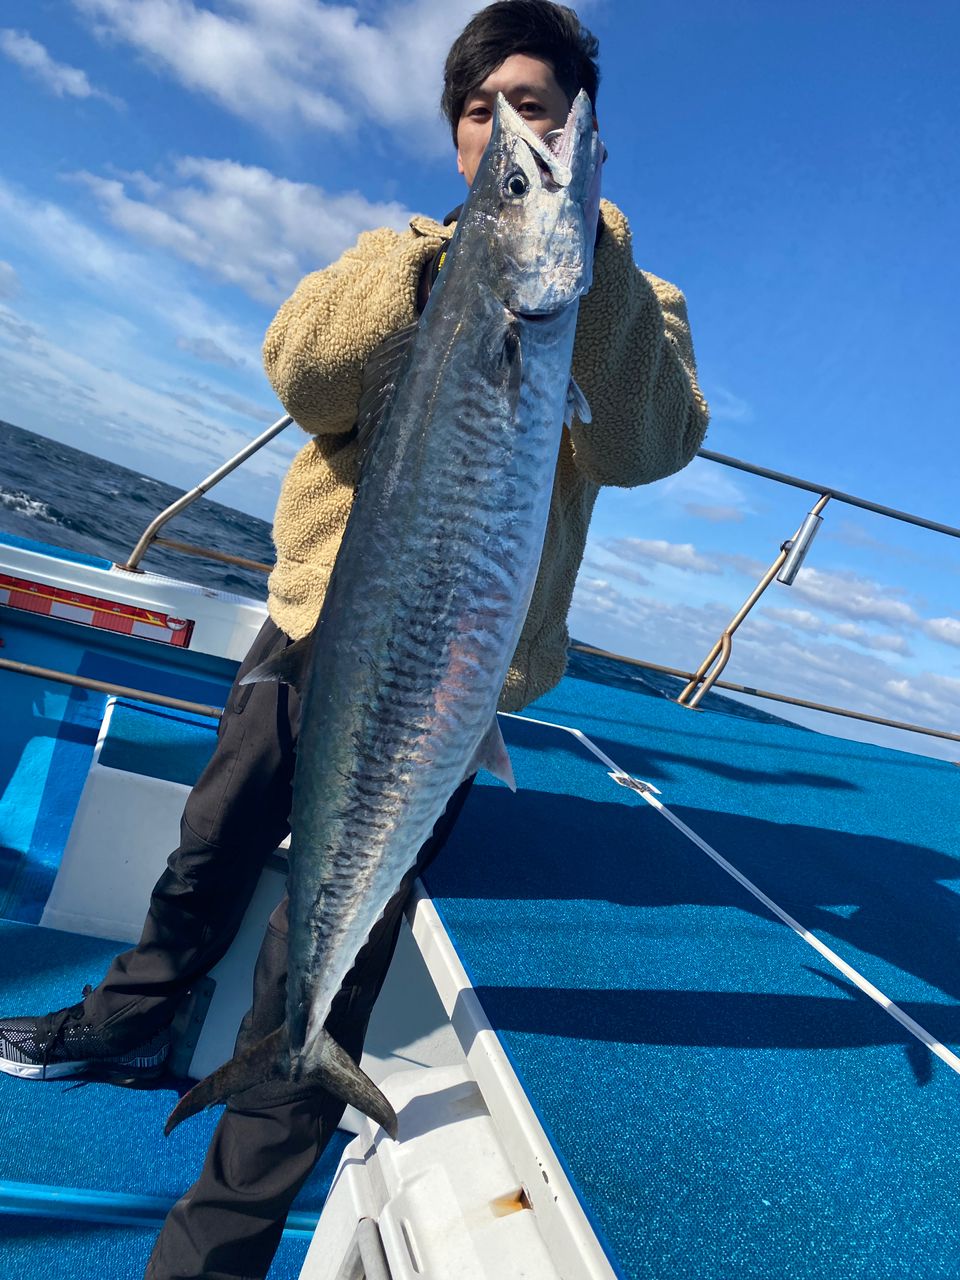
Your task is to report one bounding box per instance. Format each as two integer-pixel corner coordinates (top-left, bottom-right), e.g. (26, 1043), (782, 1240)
(0, 1057), (95, 1080)
(0, 1057), (168, 1082)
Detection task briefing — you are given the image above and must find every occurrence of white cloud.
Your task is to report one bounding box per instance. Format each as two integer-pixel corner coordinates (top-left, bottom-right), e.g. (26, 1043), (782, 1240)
(568, 578), (960, 758)
(605, 536), (722, 575)
(0, 303), (45, 349)
(0, 179), (294, 512)
(582, 555), (650, 588)
(789, 565), (919, 628)
(75, 158), (415, 304)
(0, 261), (19, 299)
(73, 0), (478, 146)
(176, 335), (242, 369)
(703, 385), (753, 423)
(684, 503), (744, 523)
(883, 673), (960, 724)
(926, 617), (960, 649)
(765, 606), (912, 656)
(659, 454), (749, 507)
(0, 300), (294, 515)
(178, 376), (277, 425)
(0, 28), (122, 107)
(0, 175), (262, 372)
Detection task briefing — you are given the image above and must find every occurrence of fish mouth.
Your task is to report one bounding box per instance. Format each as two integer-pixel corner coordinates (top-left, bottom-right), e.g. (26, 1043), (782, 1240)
(511, 299), (577, 325)
(496, 89), (595, 190)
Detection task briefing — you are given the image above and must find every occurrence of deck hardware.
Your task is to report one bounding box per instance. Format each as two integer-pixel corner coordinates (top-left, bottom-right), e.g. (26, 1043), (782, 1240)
(167, 976), (217, 1078)
(0, 1179), (319, 1237)
(776, 508), (824, 585)
(608, 771), (659, 796)
(333, 1217), (392, 1280)
(677, 494), (831, 710)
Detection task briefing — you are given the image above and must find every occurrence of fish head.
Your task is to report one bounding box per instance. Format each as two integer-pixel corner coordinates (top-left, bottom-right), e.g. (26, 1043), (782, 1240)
(461, 88), (604, 317)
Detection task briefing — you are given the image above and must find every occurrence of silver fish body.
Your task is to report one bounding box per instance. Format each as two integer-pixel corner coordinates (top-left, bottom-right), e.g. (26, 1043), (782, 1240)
(166, 90), (603, 1139)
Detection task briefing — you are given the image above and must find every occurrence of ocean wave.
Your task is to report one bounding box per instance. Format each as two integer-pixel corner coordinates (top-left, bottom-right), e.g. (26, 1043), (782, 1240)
(0, 487), (63, 526)
(0, 485), (103, 538)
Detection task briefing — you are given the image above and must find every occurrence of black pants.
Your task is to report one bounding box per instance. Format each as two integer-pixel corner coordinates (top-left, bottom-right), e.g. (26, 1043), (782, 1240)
(82, 620), (473, 1279)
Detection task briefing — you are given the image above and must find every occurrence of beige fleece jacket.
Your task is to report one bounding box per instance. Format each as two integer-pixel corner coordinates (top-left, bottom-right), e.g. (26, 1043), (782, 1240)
(262, 198), (709, 712)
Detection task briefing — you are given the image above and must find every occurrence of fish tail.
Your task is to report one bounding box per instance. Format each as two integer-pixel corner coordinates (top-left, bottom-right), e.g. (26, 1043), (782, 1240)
(306, 1030), (399, 1140)
(163, 1025), (398, 1141)
(164, 1025), (289, 1136)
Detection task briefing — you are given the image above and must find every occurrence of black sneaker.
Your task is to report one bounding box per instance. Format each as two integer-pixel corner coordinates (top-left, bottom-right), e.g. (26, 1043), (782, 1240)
(0, 986), (170, 1081)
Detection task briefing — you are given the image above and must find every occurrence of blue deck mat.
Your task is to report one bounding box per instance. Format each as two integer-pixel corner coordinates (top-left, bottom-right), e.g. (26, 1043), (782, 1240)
(0, 920), (349, 1278)
(0, 612), (232, 922)
(0, 1218), (315, 1280)
(97, 699), (219, 788)
(423, 673), (960, 1278)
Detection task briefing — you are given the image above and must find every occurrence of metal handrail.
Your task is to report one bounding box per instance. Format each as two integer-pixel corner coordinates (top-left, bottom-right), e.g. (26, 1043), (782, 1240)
(107, 416), (957, 749)
(4, 647), (957, 749)
(118, 414), (292, 573)
(571, 645), (960, 746)
(676, 453), (957, 722)
(0, 657), (223, 719)
(152, 537), (273, 574)
(119, 432), (960, 581)
(698, 449), (960, 539)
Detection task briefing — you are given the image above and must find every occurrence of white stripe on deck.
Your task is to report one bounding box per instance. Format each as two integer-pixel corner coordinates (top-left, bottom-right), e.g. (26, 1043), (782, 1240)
(503, 712), (960, 1078)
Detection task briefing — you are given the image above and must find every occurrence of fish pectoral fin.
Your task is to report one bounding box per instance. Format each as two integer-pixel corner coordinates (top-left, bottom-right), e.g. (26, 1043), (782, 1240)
(565, 377), (591, 426)
(306, 1031), (399, 1141)
(240, 632), (314, 693)
(467, 717), (517, 792)
(355, 320), (420, 464)
(502, 322), (523, 407)
(164, 1025), (289, 1137)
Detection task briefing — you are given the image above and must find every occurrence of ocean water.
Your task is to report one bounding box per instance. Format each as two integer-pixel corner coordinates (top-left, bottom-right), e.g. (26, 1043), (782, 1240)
(0, 420), (274, 600)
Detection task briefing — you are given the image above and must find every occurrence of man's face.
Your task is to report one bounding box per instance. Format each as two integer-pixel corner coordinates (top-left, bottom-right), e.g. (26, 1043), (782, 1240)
(456, 53), (573, 186)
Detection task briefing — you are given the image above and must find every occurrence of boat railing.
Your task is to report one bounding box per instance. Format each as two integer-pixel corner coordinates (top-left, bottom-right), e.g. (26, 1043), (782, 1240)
(117, 413), (293, 574)
(12, 423), (959, 750)
(674, 450), (960, 715)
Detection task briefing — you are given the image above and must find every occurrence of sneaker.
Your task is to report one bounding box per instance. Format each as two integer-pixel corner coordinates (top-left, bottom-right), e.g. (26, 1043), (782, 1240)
(0, 986), (170, 1082)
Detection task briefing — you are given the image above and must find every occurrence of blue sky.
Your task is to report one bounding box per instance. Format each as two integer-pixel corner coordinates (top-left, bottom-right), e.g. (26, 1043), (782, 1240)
(1, 0), (958, 760)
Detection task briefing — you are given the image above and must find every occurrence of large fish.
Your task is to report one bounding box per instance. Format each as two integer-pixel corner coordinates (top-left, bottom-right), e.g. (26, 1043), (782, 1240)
(165, 90), (603, 1140)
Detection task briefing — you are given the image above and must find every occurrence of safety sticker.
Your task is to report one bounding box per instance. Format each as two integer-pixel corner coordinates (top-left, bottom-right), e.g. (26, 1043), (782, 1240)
(0, 574), (194, 647)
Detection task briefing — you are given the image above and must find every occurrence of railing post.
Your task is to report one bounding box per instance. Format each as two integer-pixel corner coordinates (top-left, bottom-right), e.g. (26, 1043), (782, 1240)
(677, 494), (831, 710)
(117, 415), (292, 573)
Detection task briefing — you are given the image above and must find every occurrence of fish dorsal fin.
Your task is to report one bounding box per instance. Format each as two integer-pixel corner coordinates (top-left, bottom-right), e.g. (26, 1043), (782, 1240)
(240, 631), (314, 694)
(467, 717), (516, 791)
(565, 377), (591, 426)
(355, 321), (420, 463)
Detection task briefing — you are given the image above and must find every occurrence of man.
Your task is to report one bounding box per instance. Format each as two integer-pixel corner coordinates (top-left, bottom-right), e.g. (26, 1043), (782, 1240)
(0, 3), (708, 1276)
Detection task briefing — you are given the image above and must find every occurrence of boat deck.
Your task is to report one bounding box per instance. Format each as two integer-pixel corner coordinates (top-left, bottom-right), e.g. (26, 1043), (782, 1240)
(0, 920), (350, 1278)
(2, 558), (959, 1276)
(424, 653), (960, 1277)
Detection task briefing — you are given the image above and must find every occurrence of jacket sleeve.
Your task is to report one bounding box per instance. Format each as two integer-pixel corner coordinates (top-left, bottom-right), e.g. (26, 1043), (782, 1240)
(569, 199), (710, 488)
(262, 221), (446, 436)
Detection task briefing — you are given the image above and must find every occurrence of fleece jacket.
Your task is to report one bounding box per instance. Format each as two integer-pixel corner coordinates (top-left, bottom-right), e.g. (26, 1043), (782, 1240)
(262, 198), (709, 712)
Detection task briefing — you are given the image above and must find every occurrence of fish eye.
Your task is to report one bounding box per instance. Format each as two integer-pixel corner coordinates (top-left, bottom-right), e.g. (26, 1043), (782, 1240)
(504, 171), (529, 198)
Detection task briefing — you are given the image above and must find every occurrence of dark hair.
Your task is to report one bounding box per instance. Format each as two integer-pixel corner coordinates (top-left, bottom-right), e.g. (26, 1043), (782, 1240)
(441, 1), (600, 145)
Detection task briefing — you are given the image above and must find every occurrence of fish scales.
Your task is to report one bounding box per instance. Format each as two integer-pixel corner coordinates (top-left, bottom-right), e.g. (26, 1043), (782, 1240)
(286, 309), (581, 1055)
(165, 90), (603, 1140)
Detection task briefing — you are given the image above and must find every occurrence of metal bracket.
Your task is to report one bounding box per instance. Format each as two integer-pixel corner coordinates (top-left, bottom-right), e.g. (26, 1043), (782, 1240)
(333, 1217), (392, 1280)
(167, 976), (217, 1078)
(608, 771), (660, 796)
